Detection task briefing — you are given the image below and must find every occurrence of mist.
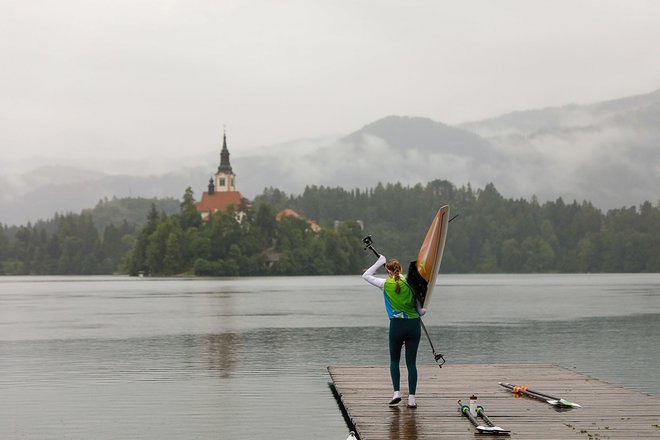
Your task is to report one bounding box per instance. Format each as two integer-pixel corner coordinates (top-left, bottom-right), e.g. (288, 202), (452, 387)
(2, 1), (660, 224)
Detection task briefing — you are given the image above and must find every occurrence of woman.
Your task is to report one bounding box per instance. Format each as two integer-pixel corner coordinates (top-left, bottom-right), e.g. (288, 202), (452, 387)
(362, 254), (421, 408)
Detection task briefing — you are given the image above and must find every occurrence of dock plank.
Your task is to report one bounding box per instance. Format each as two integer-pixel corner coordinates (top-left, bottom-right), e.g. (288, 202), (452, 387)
(328, 364), (660, 439)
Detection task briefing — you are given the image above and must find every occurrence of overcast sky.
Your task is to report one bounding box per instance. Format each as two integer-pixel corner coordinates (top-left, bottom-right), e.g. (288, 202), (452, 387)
(1, 0), (659, 174)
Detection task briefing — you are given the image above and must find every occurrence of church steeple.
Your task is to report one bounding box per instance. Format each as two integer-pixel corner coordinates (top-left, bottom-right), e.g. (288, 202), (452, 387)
(196, 127), (244, 222)
(217, 131), (233, 174)
(213, 128), (236, 192)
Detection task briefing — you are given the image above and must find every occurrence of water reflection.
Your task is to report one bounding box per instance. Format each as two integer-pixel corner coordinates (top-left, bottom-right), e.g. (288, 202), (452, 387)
(204, 333), (239, 378)
(387, 406), (418, 440)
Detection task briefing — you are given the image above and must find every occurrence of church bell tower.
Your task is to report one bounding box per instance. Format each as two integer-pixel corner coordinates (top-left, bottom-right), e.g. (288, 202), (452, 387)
(213, 130), (236, 192)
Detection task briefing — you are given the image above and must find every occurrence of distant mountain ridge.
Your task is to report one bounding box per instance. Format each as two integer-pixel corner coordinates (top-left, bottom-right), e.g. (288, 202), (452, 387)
(2, 89), (659, 226)
(344, 115), (494, 158)
(457, 89), (660, 209)
(459, 89), (660, 137)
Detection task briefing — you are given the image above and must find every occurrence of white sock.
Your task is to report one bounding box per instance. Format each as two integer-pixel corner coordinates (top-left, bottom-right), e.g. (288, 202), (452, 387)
(392, 391), (401, 400)
(408, 395), (416, 406)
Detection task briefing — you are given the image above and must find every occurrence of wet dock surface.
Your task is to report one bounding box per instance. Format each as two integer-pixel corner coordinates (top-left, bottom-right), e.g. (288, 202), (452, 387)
(328, 364), (660, 439)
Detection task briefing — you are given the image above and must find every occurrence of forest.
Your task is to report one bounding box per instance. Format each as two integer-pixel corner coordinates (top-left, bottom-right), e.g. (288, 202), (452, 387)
(1, 179), (660, 275)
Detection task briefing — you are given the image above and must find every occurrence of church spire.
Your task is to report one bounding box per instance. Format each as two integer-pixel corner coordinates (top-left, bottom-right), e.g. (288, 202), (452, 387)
(217, 129), (233, 174)
(212, 127), (236, 192)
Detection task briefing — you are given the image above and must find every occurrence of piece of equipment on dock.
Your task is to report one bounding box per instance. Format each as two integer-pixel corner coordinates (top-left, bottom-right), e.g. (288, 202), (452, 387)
(457, 399), (510, 435)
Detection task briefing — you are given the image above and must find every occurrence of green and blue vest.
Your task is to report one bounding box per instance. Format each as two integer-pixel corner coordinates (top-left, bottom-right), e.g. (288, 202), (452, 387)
(383, 277), (419, 319)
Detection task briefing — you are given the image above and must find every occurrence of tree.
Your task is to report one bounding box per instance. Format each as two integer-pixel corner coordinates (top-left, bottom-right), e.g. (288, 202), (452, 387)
(145, 217), (180, 274)
(622, 232), (650, 272)
(180, 187), (202, 230)
(101, 221), (135, 272)
(126, 204), (161, 275)
(0, 226), (7, 262)
(522, 237), (556, 272)
(576, 236), (598, 273)
(12, 224), (33, 273)
(325, 232), (348, 274)
(254, 203), (277, 247)
(54, 213), (101, 274)
(477, 239), (499, 273)
(500, 239), (522, 273)
(163, 231), (184, 275)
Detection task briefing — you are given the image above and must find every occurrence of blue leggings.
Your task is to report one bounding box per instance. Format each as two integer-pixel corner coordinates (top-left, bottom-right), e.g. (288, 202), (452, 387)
(389, 318), (421, 394)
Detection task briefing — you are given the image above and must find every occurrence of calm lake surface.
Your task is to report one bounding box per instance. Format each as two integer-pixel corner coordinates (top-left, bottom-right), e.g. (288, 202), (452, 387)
(1, 274), (659, 439)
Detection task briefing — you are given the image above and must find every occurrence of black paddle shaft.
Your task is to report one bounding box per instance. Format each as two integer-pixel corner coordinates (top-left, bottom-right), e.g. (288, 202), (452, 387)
(421, 318), (445, 367)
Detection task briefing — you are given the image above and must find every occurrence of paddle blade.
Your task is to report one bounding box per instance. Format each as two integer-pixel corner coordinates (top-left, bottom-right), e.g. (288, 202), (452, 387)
(476, 425), (511, 435)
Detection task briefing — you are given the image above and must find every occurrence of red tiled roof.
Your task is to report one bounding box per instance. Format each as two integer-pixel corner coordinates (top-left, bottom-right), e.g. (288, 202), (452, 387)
(276, 208), (302, 221)
(276, 208), (321, 232)
(196, 191), (243, 213)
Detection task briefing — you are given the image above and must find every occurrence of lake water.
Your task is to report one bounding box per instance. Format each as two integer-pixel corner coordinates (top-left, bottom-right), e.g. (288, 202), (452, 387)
(1, 274), (659, 439)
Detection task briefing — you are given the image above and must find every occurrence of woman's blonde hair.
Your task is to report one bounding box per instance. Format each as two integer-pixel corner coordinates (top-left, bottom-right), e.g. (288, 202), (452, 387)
(385, 259), (403, 293)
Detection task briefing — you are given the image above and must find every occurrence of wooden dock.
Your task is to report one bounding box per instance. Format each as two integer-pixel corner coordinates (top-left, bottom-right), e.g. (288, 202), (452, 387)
(328, 364), (660, 439)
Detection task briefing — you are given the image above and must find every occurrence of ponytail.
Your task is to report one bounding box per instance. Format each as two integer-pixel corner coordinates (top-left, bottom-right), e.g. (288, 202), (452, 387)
(385, 259), (403, 294)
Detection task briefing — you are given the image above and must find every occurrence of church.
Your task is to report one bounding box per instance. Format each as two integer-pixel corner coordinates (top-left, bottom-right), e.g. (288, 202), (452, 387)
(196, 131), (244, 221)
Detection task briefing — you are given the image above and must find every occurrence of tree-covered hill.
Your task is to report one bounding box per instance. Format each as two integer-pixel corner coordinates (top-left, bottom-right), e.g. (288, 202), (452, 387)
(84, 196), (181, 232)
(124, 188), (364, 276)
(0, 197), (181, 275)
(254, 180), (660, 273)
(2, 180), (660, 275)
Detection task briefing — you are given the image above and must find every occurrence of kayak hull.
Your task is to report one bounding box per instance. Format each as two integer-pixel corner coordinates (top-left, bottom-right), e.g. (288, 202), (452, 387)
(406, 205), (450, 310)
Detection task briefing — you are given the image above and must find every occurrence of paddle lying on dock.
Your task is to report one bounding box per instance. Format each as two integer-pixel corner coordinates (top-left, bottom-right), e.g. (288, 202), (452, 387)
(499, 382), (582, 408)
(457, 400), (510, 435)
